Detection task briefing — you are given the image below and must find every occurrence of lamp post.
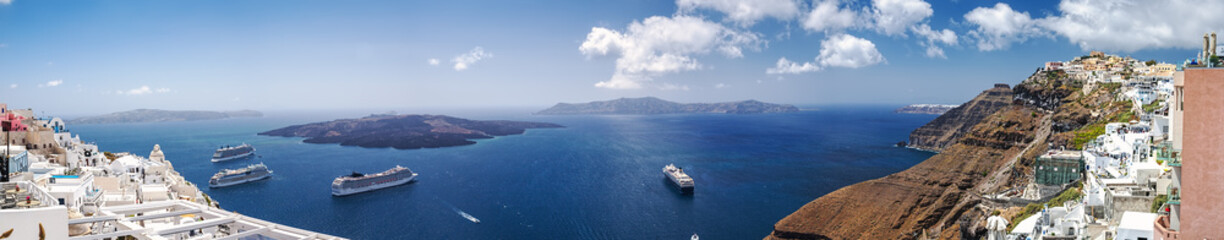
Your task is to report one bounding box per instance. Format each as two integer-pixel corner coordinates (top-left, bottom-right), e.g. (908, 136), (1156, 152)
(2, 126), (9, 182)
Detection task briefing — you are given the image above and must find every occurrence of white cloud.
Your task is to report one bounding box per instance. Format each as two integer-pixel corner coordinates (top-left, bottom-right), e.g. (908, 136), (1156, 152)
(923, 44), (946, 58)
(658, 83), (691, 91)
(714, 83), (728, 88)
(38, 79), (63, 87)
(870, 0), (933, 36)
(580, 15), (763, 89)
(9, 84), (15, 89)
(768, 34), (884, 74)
(799, 0), (951, 59)
(117, 86), (170, 96)
(452, 47), (492, 71)
(676, 0), (801, 26)
(1038, 0), (1224, 52)
(912, 24), (956, 45)
(802, 0), (860, 32)
(427, 58), (440, 66)
(766, 57), (821, 74)
(961, 1), (1224, 52)
(119, 86), (152, 95)
(911, 24), (957, 58)
(0, 0), (10, 5)
(818, 33), (885, 68)
(963, 3), (1044, 51)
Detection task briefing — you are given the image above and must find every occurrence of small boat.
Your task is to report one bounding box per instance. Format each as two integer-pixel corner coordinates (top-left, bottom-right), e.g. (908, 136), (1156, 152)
(691, 233), (699, 240)
(209, 163), (272, 188)
(210, 143), (255, 162)
(663, 164), (695, 193)
(331, 166), (418, 196)
(460, 211), (481, 223)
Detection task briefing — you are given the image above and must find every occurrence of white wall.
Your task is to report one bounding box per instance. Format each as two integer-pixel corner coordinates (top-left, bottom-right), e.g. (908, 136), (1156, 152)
(0, 206), (69, 240)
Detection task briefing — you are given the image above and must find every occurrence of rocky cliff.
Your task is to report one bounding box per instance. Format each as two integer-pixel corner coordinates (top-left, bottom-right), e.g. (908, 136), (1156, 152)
(906, 84), (1014, 152)
(766, 69), (1126, 240)
(536, 97), (799, 115)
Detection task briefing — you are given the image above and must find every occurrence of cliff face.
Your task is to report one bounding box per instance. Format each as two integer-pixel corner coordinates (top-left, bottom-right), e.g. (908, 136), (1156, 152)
(536, 97), (799, 115)
(907, 85), (1014, 152)
(767, 71), (1123, 240)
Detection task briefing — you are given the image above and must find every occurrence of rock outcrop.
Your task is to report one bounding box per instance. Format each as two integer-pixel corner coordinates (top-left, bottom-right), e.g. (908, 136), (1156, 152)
(69, 109), (263, 124)
(536, 97), (799, 115)
(906, 84), (1014, 152)
(766, 69), (1125, 240)
(259, 114), (562, 149)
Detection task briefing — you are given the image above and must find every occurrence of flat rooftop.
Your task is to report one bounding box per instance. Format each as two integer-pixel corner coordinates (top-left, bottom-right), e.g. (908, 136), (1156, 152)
(1041, 150), (1084, 159)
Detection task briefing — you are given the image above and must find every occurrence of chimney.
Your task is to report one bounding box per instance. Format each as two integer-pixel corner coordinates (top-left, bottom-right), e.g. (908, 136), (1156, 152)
(1213, 32), (1218, 57)
(1205, 34), (1212, 58)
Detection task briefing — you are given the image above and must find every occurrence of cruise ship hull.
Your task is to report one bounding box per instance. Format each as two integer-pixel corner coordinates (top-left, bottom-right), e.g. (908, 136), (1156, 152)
(209, 173), (272, 188)
(210, 151), (255, 163)
(663, 164), (695, 194)
(666, 176), (695, 193)
(331, 173), (417, 196)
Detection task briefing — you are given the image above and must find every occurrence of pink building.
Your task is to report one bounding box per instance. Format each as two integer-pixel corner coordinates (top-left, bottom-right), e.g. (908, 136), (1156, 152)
(1160, 68), (1224, 239)
(1045, 61), (1064, 71)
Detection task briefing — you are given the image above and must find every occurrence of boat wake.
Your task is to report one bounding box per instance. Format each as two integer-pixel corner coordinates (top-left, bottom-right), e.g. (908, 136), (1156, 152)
(438, 200), (481, 223)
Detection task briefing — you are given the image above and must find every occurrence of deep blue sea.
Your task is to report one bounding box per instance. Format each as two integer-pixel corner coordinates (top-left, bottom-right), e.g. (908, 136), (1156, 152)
(69, 105), (936, 239)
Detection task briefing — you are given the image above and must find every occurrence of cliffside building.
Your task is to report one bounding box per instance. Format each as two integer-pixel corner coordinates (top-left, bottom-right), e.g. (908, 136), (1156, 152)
(1034, 150), (1084, 186)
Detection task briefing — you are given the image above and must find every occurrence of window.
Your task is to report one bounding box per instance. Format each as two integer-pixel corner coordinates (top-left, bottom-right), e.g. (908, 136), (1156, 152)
(58, 198), (65, 205)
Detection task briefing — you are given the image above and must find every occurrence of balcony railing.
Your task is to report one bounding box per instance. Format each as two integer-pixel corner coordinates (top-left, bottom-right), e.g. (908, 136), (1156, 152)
(1168, 186), (1181, 205)
(83, 188), (105, 204)
(1155, 143), (1182, 167)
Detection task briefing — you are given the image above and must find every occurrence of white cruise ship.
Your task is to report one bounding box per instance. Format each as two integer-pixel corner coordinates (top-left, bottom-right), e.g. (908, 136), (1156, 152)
(209, 163), (273, 188)
(331, 165), (417, 196)
(663, 164), (694, 193)
(211, 143), (255, 162)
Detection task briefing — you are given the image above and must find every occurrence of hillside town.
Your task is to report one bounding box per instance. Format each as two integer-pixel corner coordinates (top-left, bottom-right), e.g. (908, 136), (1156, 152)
(981, 34), (1223, 240)
(0, 105), (344, 239)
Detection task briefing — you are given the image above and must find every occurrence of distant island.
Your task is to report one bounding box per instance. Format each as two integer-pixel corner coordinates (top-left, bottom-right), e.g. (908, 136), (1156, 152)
(894, 104), (959, 115)
(258, 114), (563, 149)
(536, 97), (799, 115)
(69, 109), (263, 124)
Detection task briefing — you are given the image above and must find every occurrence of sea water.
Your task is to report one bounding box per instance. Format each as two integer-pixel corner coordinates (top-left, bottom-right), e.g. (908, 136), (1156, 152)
(69, 105), (936, 239)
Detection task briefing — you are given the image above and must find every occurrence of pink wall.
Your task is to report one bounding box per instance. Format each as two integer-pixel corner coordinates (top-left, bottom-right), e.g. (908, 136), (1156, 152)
(1180, 68), (1224, 238)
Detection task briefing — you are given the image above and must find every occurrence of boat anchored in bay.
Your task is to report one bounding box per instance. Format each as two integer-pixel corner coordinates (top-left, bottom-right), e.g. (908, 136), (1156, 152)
(209, 163), (273, 188)
(211, 143), (255, 162)
(663, 164), (694, 194)
(331, 165), (418, 196)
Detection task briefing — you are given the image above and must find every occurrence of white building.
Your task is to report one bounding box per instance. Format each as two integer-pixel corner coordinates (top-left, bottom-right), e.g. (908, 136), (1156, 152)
(1115, 211), (1157, 240)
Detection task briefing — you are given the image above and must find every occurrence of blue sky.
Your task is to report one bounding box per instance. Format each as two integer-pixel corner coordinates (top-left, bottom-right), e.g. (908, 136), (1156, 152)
(0, 0), (1216, 115)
